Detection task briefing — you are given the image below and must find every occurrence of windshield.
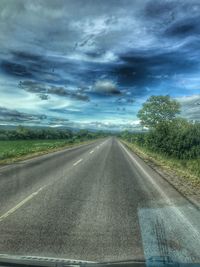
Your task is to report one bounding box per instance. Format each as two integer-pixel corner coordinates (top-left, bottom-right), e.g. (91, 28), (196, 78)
(0, 0), (200, 265)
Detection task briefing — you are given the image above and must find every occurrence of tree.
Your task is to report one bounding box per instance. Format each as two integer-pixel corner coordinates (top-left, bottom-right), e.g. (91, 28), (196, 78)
(137, 95), (180, 128)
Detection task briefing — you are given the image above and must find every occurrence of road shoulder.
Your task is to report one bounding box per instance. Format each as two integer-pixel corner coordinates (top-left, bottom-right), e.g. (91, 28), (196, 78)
(120, 139), (200, 209)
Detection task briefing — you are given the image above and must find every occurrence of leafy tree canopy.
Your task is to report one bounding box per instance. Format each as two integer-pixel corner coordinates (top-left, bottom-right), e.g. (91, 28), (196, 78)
(137, 95), (181, 128)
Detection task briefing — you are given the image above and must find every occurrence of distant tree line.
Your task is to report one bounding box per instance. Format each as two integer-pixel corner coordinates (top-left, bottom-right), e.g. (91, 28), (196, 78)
(0, 126), (107, 142)
(120, 95), (200, 160)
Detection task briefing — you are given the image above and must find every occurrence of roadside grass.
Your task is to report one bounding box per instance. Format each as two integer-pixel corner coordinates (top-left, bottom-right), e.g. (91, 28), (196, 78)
(0, 139), (94, 165)
(121, 139), (200, 186)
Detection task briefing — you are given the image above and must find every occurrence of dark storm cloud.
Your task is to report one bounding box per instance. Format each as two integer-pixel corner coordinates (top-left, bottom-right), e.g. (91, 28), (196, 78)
(0, 106), (73, 127)
(110, 62), (149, 89)
(2, 49), (116, 88)
(115, 47), (198, 91)
(0, 50), (66, 84)
(0, 106), (47, 123)
(165, 17), (200, 38)
(145, 0), (176, 18)
(12, 51), (44, 62)
(1, 60), (33, 78)
(18, 80), (44, 93)
(19, 80), (90, 101)
(1, 54), (42, 79)
(144, 0), (200, 22)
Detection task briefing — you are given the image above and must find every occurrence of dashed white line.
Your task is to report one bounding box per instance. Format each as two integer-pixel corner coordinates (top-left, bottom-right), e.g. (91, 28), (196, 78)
(89, 150), (94, 154)
(0, 186), (46, 222)
(73, 158), (83, 166)
(97, 146), (100, 149)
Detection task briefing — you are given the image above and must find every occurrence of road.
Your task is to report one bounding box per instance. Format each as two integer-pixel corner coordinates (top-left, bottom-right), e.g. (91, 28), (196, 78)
(0, 137), (200, 263)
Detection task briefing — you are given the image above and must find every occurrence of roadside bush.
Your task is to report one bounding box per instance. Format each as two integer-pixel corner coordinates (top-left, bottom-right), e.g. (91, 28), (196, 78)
(121, 120), (200, 160)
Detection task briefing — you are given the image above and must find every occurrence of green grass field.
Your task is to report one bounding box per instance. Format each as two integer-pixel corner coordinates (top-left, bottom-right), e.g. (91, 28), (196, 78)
(0, 139), (86, 164)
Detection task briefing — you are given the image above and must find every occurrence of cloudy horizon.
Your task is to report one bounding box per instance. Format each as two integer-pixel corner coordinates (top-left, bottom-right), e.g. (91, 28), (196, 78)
(0, 0), (200, 131)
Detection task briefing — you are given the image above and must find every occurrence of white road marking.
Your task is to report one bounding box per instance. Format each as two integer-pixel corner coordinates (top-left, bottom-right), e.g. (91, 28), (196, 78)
(89, 150), (94, 154)
(73, 158), (83, 166)
(0, 186), (46, 222)
(97, 146), (100, 149)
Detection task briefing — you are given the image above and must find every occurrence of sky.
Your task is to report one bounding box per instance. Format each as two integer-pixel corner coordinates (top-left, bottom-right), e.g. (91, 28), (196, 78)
(0, 0), (200, 131)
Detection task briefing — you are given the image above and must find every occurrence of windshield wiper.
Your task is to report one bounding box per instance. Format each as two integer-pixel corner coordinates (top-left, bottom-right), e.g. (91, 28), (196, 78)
(0, 254), (199, 267)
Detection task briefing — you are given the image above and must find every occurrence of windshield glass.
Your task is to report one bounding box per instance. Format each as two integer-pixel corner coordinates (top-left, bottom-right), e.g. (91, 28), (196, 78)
(0, 0), (200, 265)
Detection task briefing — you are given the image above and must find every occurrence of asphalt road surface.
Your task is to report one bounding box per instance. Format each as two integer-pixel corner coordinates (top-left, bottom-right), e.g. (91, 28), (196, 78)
(0, 137), (200, 263)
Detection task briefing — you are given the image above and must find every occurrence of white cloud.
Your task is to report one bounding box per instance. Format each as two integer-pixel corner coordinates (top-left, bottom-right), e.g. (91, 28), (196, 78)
(94, 80), (120, 95)
(63, 50), (118, 63)
(176, 94), (200, 121)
